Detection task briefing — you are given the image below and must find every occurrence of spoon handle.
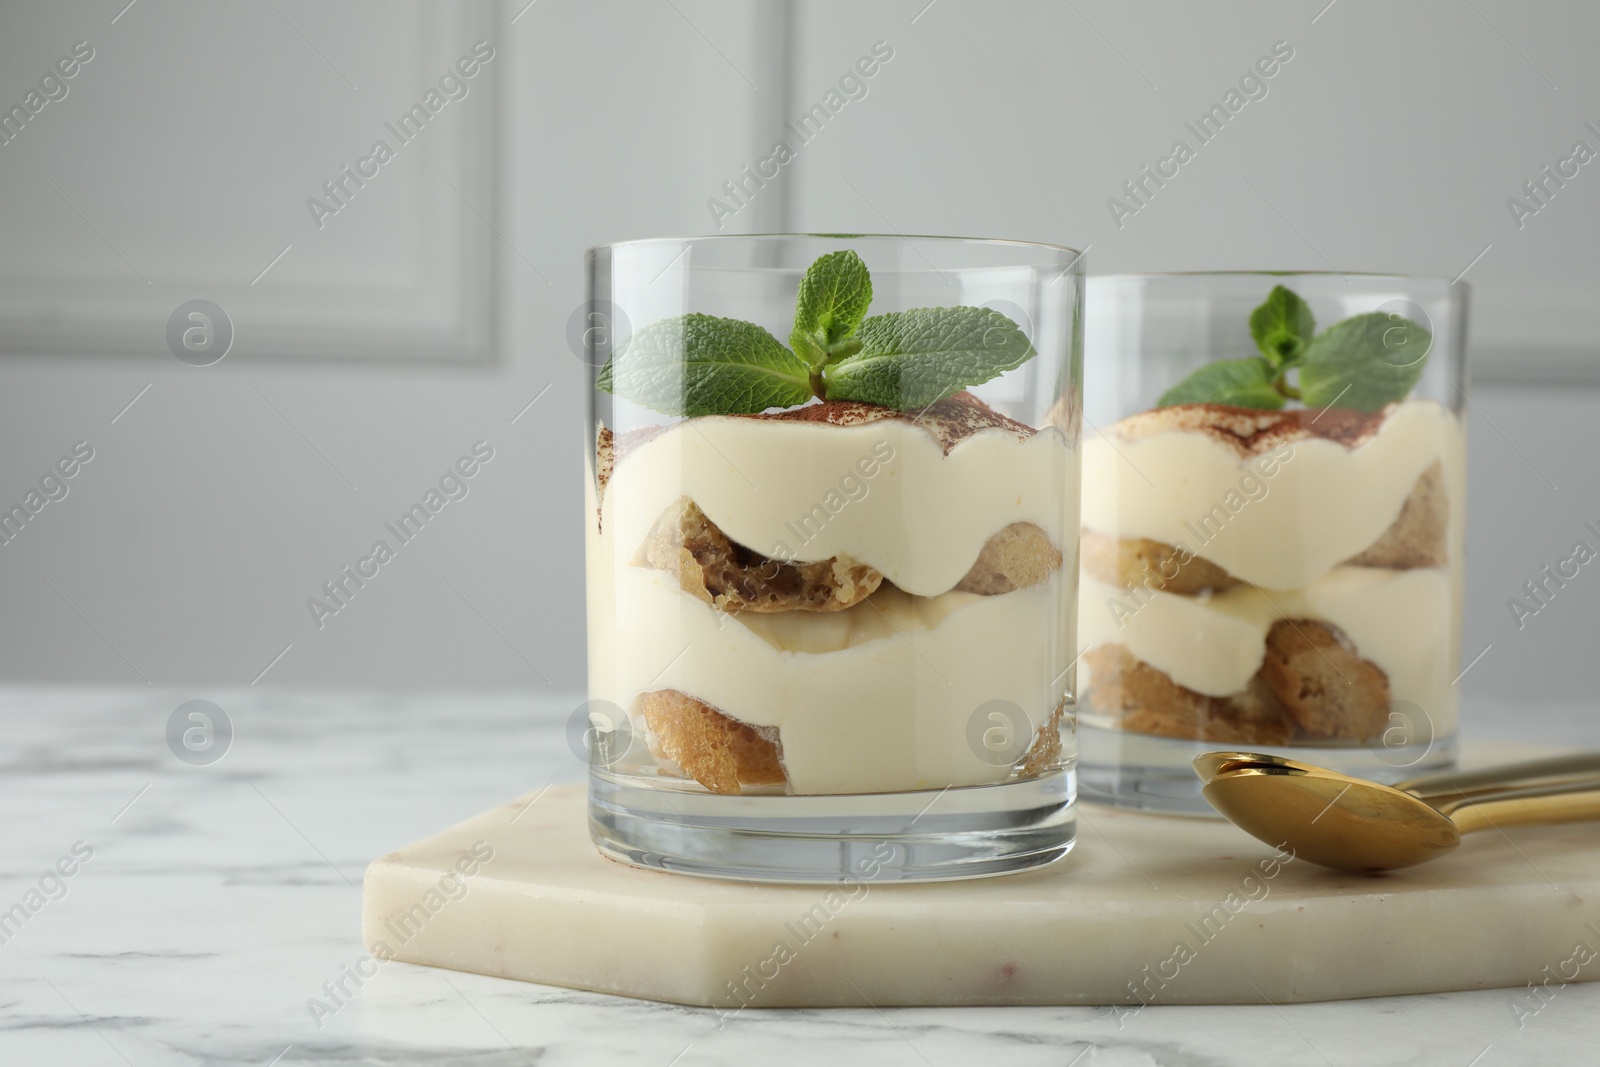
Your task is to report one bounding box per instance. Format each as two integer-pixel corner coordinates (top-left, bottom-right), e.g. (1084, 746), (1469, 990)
(1396, 754), (1600, 800)
(1436, 778), (1600, 835)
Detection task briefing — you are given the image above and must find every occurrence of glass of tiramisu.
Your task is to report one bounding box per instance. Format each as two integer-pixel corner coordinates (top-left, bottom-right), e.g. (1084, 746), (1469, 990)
(1078, 273), (1468, 814)
(583, 235), (1083, 881)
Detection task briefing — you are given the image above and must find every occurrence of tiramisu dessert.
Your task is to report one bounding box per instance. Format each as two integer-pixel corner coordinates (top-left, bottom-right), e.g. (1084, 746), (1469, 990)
(587, 250), (1076, 795)
(1078, 285), (1464, 748)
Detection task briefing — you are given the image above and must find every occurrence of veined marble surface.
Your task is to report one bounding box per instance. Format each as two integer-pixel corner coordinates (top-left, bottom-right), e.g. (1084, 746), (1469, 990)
(3, 686), (1597, 1065)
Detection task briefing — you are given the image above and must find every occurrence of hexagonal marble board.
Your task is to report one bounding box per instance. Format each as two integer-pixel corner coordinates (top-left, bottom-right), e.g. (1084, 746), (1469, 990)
(362, 766), (1600, 1009)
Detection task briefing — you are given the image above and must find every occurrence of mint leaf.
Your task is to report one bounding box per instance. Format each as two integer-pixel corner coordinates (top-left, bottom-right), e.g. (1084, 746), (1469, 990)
(597, 313), (812, 416)
(1298, 311), (1432, 411)
(1158, 357), (1285, 409)
(825, 306), (1035, 410)
(596, 253), (1040, 417)
(1250, 285), (1315, 367)
(790, 249), (873, 369)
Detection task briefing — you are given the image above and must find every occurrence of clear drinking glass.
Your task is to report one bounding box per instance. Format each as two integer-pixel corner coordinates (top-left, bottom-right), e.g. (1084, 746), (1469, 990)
(1078, 273), (1468, 814)
(583, 235), (1084, 882)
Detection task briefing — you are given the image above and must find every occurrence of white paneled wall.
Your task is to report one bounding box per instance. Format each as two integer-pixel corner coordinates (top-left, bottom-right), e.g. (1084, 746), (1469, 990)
(0, 1), (1595, 707)
(0, 3), (502, 363)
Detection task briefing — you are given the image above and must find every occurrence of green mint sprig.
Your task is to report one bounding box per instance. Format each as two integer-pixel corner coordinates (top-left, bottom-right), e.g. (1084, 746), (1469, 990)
(597, 249), (1035, 416)
(1158, 284), (1431, 412)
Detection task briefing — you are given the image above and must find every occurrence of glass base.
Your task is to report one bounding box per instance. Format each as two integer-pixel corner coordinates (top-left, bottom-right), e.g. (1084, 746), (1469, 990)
(1078, 724), (1458, 817)
(589, 767), (1077, 884)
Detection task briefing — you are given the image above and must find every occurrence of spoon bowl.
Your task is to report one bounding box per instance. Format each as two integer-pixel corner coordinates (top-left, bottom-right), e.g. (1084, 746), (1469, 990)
(1201, 765), (1460, 871)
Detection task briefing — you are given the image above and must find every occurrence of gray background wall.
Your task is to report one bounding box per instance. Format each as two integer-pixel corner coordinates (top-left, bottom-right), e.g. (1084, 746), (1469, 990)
(0, 0), (1595, 706)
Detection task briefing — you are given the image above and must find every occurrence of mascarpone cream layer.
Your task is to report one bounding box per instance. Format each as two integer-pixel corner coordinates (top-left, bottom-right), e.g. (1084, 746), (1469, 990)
(601, 569), (1071, 794)
(1078, 567), (1458, 724)
(601, 416), (1076, 598)
(1081, 399), (1466, 591)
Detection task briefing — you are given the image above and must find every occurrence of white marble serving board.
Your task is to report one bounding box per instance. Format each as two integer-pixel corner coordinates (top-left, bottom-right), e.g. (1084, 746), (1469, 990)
(363, 773), (1600, 1011)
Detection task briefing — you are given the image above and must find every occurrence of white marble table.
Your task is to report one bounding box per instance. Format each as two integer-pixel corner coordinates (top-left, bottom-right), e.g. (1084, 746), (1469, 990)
(4, 686), (1598, 1065)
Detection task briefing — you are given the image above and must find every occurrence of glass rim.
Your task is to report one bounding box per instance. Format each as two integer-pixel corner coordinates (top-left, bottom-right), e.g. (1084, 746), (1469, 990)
(1089, 269), (1467, 291)
(586, 232), (1086, 261)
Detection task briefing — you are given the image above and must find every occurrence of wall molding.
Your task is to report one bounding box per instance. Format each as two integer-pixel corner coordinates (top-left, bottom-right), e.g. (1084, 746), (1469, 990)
(0, 2), (501, 366)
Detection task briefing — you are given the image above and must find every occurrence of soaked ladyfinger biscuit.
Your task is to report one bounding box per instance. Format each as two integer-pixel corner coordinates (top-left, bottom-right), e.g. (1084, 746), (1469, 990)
(1259, 620), (1392, 740)
(957, 522), (1063, 595)
(639, 689), (787, 795)
(645, 497), (883, 613)
(1080, 529), (1240, 596)
(1018, 697), (1067, 777)
(1082, 644), (1294, 746)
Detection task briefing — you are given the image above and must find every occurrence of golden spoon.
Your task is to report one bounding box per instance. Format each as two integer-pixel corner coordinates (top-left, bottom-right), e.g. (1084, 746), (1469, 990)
(1193, 752), (1600, 872)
